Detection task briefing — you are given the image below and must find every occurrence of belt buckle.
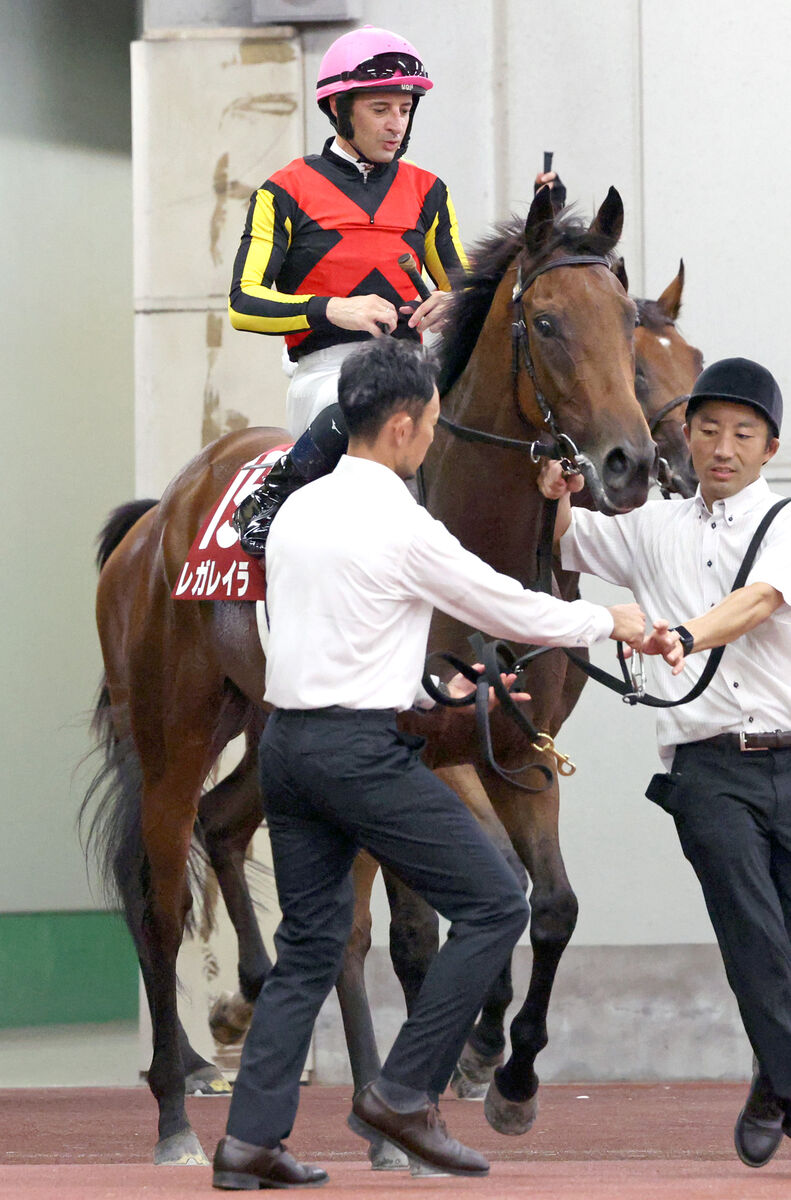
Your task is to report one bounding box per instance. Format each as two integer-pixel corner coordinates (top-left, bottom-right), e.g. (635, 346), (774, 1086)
(739, 731), (762, 752)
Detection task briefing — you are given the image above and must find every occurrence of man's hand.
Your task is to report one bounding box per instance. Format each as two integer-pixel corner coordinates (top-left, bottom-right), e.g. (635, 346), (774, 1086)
(537, 458), (585, 500)
(641, 619), (686, 675)
(534, 170), (558, 190)
(447, 663), (531, 713)
(326, 294), (398, 336)
(401, 289), (453, 333)
(607, 603), (646, 650)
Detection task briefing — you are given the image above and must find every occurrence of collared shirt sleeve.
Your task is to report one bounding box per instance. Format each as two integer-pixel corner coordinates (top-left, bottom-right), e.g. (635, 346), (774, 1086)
(745, 505), (791, 605)
(228, 184), (331, 336)
(560, 507), (641, 588)
(403, 509), (614, 646)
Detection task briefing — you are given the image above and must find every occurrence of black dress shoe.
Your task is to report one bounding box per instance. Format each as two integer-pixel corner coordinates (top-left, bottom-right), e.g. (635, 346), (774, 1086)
(213, 1135), (328, 1189)
(734, 1068), (784, 1168)
(349, 1082), (489, 1177)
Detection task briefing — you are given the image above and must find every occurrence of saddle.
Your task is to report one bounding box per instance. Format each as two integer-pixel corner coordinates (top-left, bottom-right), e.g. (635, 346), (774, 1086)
(171, 445), (291, 602)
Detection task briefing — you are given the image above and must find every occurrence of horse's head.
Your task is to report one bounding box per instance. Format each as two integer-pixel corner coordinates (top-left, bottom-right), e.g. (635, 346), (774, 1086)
(616, 259), (702, 499)
(512, 186), (655, 514)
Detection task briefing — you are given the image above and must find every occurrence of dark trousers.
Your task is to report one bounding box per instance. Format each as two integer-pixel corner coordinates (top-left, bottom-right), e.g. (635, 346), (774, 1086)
(226, 707), (529, 1147)
(664, 739), (791, 1098)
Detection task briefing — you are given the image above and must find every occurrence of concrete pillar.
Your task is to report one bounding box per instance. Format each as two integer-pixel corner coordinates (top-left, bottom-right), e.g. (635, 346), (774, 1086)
(132, 26), (303, 497)
(131, 26), (305, 1076)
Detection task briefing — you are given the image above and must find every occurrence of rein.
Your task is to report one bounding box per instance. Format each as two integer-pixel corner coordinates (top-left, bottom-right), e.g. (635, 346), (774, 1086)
(423, 252), (612, 792)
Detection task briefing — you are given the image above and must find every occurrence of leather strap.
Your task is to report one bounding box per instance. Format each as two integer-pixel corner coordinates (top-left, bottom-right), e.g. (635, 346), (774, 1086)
(562, 496), (791, 707)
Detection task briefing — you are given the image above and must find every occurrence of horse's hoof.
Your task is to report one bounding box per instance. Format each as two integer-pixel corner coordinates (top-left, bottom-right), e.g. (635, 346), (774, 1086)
(153, 1130), (210, 1165)
(209, 990), (254, 1045)
(185, 1064), (232, 1096)
(483, 1075), (539, 1136)
(369, 1137), (409, 1171)
(450, 1042), (504, 1100)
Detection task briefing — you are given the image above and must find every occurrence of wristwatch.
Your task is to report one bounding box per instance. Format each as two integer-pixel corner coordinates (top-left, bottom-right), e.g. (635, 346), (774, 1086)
(670, 624), (694, 656)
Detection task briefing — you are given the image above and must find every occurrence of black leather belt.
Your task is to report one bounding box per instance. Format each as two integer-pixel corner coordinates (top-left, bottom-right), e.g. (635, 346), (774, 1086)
(698, 731), (791, 752)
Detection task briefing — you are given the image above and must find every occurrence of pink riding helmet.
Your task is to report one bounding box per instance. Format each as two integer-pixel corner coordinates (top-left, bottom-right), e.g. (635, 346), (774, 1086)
(316, 25), (434, 106)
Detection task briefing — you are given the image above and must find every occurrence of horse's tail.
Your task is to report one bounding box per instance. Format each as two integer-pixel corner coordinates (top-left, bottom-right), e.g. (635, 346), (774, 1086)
(96, 498), (158, 571)
(84, 495), (204, 951)
(80, 686), (152, 949)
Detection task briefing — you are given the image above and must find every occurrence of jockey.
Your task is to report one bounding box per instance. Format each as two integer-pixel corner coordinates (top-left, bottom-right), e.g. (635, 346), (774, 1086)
(229, 25), (468, 555)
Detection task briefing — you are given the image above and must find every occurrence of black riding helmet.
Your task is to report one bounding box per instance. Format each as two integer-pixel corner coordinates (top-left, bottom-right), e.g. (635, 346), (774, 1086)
(685, 357), (783, 437)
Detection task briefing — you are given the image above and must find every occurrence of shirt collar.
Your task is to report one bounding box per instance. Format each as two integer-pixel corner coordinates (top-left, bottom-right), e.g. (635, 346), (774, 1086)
(329, 137), (375, 177)
(693, 474), (771, 520)
(335, 453), (416, 499)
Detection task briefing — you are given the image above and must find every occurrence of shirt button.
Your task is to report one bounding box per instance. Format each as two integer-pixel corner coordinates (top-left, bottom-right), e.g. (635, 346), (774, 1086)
(707, 560), (712, 567)
(748, 716), (754, 723)
(711, 521), (716, 528)
(733, 681), (739, 688)
(728, 516), (733, 523)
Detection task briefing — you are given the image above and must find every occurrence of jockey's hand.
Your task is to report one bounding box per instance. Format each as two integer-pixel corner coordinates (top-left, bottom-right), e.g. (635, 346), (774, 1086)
(641, 618), (686, 676)
(326, 294), (398, 336)
(607, 603), (646, 651)
(447, 664), (531, 712)
(537, 458), (585, 500)
(534, 171), (567, 209)
(401, 289), (453, 334)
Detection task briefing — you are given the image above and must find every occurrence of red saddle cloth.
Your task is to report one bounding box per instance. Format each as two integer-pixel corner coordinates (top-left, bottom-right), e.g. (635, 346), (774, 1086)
(171, 445), (291, 602)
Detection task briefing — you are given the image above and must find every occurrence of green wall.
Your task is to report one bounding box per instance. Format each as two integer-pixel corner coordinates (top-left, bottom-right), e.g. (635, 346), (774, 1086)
(0, 912), (138, 1028)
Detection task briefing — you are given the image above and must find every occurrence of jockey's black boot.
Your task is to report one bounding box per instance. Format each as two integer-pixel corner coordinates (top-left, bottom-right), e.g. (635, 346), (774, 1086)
(233, 403), (348, 557)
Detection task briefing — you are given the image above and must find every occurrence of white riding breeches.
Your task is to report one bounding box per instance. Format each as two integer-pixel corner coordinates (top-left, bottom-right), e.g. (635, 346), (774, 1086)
(284, 343), (362, 438)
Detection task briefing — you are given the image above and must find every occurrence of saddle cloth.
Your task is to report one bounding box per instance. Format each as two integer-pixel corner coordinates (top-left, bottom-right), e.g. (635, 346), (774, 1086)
(171, 444), (292, 602)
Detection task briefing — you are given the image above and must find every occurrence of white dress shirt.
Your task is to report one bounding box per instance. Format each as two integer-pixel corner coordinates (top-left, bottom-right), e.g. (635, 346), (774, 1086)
(263, 455), (615, 711)
(561, 476), (791, 766)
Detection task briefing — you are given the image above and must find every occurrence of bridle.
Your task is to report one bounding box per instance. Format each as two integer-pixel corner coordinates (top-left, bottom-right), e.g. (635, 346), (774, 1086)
(437, 252), (613, 472)
(647, 393), (690, 498)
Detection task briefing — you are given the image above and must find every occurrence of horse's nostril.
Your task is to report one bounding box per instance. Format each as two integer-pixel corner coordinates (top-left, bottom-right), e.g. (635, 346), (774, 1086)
(604, 448), (629, 481)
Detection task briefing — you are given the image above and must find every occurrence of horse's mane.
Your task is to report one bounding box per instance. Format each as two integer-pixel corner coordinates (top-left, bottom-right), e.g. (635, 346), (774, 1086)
(634, 297), (675, 333)
(438, 207), (620, 397)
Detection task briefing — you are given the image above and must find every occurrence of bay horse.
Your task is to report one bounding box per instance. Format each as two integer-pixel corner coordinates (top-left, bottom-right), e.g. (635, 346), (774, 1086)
(622, 257), (701, 498)
(84, 184), (657, 1165)
(206, 259), (704, 1103)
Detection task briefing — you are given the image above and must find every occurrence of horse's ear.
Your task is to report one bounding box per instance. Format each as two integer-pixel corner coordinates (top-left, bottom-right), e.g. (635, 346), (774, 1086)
(524, 185), (556, 256)
(588, 186), (624, 247)
(613, 256), (629, 293)
(656, 258), (685, 321)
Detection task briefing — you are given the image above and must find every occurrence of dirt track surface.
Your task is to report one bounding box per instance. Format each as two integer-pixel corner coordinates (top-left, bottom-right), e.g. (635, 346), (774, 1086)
(3, 1082), (791, 1197)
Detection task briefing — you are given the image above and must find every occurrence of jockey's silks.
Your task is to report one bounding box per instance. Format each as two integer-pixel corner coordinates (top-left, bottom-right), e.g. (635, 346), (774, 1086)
(229, 139), (467, 360)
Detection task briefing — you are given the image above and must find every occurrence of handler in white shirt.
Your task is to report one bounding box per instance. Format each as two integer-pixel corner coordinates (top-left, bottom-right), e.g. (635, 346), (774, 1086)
(218, 337), (652, 1186)
(539, 357), (791, 1171)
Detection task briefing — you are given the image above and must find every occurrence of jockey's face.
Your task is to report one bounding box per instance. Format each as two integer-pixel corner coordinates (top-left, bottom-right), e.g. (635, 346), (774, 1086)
(334, 90), (413, 163)
(397, 387), (440, 480)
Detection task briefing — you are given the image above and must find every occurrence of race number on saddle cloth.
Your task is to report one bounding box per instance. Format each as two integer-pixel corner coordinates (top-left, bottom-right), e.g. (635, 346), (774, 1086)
(171, 446), (290, 602)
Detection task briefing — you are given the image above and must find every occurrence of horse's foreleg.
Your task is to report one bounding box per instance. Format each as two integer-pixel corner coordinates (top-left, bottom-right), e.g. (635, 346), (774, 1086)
(200, 719), (273, 1050)
(479, 765), (578, 1135)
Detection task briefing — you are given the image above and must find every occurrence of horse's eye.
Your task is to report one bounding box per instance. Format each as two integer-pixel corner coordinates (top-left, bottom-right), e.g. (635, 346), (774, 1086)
(533, 316), (555, 337)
